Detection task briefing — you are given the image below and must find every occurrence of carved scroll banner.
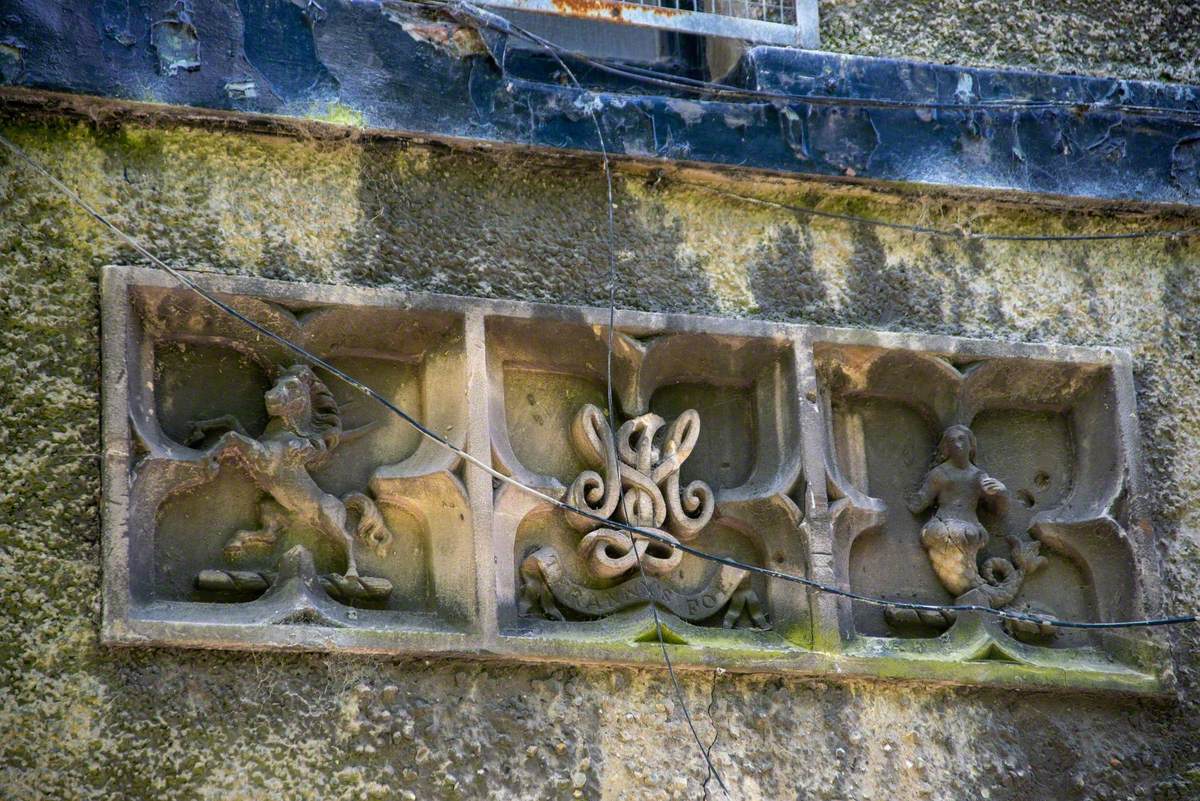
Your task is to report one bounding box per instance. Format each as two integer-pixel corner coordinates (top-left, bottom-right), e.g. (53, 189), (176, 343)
(520, 545), (762, 624)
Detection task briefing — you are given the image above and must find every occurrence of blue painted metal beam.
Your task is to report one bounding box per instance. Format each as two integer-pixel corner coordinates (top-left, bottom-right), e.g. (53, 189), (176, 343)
(2, 0), (1199, 206)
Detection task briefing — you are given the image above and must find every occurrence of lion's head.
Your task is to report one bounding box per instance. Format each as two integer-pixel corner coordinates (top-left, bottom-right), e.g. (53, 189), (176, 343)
(265, 364), (342, 461)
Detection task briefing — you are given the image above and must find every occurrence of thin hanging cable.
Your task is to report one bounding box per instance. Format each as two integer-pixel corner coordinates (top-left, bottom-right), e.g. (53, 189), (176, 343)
(484, 22), (732, 794)
(2, 132), (1198, 636)
(437, 2), (1200, 244)
(432, 0), (1200, 123)
(5, 45), (1196, 797)
(632, 542), (731, 796)
(670, 180), (1200, 242)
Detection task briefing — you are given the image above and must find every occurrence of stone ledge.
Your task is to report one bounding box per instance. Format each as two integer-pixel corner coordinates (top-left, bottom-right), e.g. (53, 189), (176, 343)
(3, 1), (1200, 206)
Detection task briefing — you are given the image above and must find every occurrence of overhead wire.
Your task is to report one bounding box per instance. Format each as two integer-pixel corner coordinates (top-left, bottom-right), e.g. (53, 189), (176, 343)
(671, 180), (1200, 242)
(2, 106), (1198, 639)
(7, 13), (1200, 794)
(438, 0), (1200, 244)
(2, 99), (1198, 801)
(479, 16), (732, 794)
(428, 0), (1200, 123)
(668, 180), (1200, 242)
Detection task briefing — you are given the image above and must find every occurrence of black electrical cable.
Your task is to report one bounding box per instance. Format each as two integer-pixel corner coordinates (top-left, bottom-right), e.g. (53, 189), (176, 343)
(632, 542), (731, 795)
(486, 22), (733, 795)
(431, 0), (1200, 123)
(441, 0), (1200, 245)
(6, 19), (1198, 793)
(0, 133), (1196, 801)
(2, 132), (1196, 635)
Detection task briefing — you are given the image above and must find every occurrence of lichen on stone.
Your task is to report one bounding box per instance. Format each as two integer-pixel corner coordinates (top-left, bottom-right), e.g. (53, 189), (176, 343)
(0, 117), (1198, 800)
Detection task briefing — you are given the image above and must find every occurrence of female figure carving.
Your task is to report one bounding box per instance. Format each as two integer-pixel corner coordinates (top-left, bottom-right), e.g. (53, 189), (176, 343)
(906, 424), (1044, 609)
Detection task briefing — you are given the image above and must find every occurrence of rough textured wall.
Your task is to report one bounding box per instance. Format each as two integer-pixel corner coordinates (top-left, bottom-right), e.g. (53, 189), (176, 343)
(2, 117), (1200, 801)
(819, 0), (1200, 85)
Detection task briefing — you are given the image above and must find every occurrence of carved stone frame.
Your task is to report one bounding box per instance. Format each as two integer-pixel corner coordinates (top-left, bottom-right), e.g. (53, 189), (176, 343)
(100, 266), (1171, 693)
(804, 327), (1169, 691)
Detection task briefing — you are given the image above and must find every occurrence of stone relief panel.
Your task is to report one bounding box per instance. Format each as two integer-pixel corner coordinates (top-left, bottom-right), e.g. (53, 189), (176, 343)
(811, 332), (1167, 687)
(103, 269), (477, 649)
(101, 267), (1170, 692)
(486, 314), (809, 660)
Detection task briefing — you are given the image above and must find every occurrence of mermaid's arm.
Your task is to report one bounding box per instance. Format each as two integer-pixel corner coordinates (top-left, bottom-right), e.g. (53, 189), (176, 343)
(979, 471), (1008, 514)
(906, 469), (939, 514)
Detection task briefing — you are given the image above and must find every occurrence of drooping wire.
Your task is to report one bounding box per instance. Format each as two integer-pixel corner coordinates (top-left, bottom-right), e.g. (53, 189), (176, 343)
(426, 0), (1200, 124)
(436, 1), (1200, 244)
(671, 180), (1200, 242)
(5, 39), (1197, 797)
(465, 11), (733, 792)
(632, 544), (730, 797)
(1, 131), (1196, 634)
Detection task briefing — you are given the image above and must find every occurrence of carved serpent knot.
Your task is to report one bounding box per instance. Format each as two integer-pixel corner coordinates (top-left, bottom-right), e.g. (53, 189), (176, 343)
(564, 403), (714, 578)
(519, 403), (765, 628)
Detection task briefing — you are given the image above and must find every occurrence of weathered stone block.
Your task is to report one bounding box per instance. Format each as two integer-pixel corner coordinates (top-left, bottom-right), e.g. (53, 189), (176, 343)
(810, 329), (1167, 689)
(102, 266), (479, 652)
(100, 265), (1169, 691)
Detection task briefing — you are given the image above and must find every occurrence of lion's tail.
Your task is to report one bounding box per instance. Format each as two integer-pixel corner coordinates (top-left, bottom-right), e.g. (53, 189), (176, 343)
(343, 492), (393, 556)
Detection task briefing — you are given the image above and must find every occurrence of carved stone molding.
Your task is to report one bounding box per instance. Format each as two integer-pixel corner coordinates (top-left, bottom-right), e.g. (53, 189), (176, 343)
(809, 333), (1167, 687)
(101, 266), (1170, 693)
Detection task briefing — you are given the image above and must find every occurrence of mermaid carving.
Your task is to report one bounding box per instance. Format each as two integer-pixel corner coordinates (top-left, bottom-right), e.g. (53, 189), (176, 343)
(191, 364), (392, 589)
(888, 424), (1046, 629)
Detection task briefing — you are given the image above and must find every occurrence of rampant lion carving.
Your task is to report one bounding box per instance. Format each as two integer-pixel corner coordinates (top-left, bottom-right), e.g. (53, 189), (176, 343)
(191, 364), (393, 597)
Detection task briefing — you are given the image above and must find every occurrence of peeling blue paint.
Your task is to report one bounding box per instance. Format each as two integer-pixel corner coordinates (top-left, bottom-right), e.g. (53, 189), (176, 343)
(3, 0), (1200, 206)
(1171, 136), (1200, 195)
(99, 0), (137, 47)
(236, 0), (336, 101)
(223, 78), (258, 98)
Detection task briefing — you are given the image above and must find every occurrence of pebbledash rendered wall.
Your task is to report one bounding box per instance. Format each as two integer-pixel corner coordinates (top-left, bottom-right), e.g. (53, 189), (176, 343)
(4, 8), (1200, 801)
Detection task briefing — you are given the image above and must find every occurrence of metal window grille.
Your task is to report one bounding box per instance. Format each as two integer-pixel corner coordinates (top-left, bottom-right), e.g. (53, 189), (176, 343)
(478, 0), (817, 48)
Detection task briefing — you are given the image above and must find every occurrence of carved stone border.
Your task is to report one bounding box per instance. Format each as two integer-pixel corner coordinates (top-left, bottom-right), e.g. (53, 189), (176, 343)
(100, 266), (1172, 693)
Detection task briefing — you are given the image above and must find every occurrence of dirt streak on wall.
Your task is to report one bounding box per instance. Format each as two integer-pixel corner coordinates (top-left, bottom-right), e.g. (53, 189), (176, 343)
(1, 119), (1199, 800)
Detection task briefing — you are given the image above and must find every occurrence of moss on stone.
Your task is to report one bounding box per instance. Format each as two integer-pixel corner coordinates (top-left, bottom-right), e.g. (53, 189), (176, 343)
(1, 116), (1199, 800)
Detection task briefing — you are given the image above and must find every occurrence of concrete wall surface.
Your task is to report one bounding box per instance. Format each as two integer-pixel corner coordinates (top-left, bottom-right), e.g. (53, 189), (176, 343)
(819, 0), (1200, 85)
(0, 112), (1199, 800)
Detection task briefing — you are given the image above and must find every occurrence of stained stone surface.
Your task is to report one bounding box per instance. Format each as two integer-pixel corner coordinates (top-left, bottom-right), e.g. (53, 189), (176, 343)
(820, 0), (1200, 85)
(100, 265), (1166, 693)
(3, 118), (1200, 799)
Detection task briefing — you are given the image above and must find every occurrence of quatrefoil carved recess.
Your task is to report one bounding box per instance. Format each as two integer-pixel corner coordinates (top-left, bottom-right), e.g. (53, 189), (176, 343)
(488, 318), (810, 641)
(815, 338), (1164, 677)
(105, 269), (477, 638)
